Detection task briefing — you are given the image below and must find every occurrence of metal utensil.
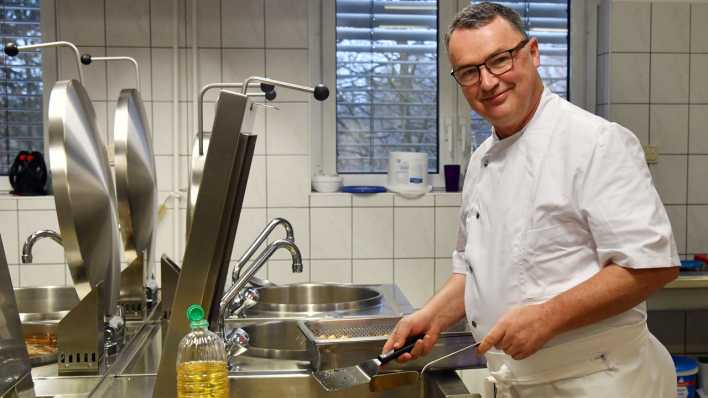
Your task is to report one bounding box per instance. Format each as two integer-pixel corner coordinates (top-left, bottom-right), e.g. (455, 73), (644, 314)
(372, 341), (481, 393)
(313, 334), (424, 392)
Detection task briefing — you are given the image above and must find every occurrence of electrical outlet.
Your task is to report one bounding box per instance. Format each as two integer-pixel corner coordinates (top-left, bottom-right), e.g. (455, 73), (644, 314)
(643, 144), (658, 164)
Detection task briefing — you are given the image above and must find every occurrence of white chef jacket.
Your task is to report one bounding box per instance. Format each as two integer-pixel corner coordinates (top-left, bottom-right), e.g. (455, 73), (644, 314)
(452, 87), (680, 346)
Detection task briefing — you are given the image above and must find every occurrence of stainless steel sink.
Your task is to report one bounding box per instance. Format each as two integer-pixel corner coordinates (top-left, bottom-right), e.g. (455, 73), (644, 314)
(14, 287), (80, 366)
(240, 321), (309, 361)
(15, 286), (79, 320)
(247, 283), (383, 315)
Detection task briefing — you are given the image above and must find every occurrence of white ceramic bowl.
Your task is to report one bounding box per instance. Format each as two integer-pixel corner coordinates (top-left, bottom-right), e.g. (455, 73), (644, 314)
(312, 175), (343, 193)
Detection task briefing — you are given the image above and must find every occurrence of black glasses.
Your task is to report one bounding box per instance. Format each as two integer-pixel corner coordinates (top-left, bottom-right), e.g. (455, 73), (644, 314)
(450, 39), (530, 87)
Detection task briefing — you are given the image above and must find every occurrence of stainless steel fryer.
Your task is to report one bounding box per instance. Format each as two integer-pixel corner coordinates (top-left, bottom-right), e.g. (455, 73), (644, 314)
(298, 315), (485, 372)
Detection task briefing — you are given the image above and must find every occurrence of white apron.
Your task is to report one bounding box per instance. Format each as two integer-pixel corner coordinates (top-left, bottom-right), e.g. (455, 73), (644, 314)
(483, 322), (676, 398)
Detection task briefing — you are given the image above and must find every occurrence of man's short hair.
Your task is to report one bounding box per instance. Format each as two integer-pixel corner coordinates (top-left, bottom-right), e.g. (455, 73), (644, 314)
(445, 2), (528, 49)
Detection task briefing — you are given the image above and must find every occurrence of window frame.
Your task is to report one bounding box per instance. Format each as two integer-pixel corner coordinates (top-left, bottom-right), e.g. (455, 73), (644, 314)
(320, 0), (458, 189)
(0, 0), (56, 191)
(317, 0), (593, 190)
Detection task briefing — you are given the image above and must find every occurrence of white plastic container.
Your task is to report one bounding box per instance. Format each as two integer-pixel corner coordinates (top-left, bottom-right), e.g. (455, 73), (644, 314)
(386, 151), (431, 197)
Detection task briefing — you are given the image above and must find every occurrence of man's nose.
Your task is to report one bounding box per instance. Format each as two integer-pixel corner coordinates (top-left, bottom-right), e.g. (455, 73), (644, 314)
(478, 66), (498, 90)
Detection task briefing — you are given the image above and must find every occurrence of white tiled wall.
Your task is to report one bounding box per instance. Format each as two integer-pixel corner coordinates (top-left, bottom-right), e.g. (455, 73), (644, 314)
(598, 1), (708, 260)
(0, 0), (462, 307)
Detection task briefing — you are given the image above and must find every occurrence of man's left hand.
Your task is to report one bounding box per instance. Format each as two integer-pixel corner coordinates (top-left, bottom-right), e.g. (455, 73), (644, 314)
(476, 304), (556, 360)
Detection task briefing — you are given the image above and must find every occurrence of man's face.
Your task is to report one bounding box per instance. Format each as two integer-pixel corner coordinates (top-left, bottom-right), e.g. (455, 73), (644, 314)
(448, 17), (541, 133)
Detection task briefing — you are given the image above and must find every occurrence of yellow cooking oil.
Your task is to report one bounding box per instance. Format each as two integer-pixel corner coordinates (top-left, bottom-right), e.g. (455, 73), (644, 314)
(177, 360), (229, 397)
(177, 304), (230, 398)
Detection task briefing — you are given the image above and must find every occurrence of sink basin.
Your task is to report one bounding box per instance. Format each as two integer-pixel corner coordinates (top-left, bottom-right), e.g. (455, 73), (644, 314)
(247, 283), (383, 315)
(14, 287), (80, 366)
(240, 321), (309, 361)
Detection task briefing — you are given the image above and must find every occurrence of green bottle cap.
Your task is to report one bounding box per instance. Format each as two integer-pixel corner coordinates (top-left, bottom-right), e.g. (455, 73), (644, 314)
(186, 304), (208, 329)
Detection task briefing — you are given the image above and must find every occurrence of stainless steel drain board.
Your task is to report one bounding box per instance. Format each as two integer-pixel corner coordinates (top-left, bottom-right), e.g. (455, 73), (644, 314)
(298, 316), (484, 372)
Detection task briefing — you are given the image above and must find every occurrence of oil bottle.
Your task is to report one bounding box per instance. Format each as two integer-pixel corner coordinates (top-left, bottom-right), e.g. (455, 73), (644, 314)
(176, 304), (229, 397)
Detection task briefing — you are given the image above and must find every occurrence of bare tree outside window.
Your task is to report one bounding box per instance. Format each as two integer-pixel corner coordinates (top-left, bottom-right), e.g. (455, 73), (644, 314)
(336, 0), (438, 174)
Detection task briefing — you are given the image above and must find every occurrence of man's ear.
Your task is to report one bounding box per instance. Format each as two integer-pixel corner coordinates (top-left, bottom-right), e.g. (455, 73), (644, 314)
(528, 37), (541, 68)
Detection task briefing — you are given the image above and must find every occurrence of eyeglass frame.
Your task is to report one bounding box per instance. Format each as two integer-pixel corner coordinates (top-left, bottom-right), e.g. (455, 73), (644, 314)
(450, 38), (531, 87)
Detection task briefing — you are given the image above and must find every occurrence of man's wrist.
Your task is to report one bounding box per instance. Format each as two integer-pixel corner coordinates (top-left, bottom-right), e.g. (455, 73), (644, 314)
(538, 299), (565, 337)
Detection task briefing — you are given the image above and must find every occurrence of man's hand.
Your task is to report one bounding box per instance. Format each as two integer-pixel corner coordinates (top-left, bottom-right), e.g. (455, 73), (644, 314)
(476, 304), (556, 360)
(381, 309), (440, 363)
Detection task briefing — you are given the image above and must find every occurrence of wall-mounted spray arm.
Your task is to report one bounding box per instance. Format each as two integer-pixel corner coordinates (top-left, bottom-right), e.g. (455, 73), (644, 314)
(80, 54), (140, 92)
(240, 76), (330, 101)
(4, 41), (84, 82)
(197, 82), (275, 155)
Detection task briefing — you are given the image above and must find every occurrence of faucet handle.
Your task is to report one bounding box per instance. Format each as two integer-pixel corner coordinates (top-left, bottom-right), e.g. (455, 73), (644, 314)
(225, 327), (250, 369)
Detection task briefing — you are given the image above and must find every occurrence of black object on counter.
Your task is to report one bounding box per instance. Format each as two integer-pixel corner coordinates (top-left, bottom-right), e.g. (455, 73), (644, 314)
(444, 164), (461, 192)
(8, 151), (48, 196)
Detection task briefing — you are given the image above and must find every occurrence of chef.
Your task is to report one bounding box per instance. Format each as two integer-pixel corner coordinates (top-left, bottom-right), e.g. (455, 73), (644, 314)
(383, 2), (680, 397)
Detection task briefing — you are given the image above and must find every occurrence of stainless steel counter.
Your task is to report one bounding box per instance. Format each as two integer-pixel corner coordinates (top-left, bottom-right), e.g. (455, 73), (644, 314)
(27, 284), (482, 397)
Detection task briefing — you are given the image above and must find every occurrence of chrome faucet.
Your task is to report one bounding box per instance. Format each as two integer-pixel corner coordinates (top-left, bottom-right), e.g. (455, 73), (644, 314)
(22, 229), (63, 263)
(221, 238), (303, 321)
(232, 217), (294, 284)
(218, 239), (303, 365)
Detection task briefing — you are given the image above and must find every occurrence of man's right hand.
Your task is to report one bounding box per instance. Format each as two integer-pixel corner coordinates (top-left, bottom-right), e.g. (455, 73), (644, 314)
(382, 309), (441, 363)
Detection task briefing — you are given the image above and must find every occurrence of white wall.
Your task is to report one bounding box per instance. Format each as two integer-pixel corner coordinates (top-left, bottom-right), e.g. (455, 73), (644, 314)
(597, 1), (708, 261)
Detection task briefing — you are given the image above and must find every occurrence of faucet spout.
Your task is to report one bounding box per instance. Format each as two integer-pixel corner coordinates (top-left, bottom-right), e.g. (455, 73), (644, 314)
(218, 239), (302, 331)
(22, 229), (63, 263)
(233, 218), (294, 283)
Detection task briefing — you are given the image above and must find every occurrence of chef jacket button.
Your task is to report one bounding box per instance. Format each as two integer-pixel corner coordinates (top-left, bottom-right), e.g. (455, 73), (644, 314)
(476, 212), (480, 219)
(471, 321), (477, 328)
(482, 159), (489, 167)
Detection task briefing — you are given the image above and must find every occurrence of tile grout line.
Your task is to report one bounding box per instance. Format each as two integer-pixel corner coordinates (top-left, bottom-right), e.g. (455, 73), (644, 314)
(685, 4), (692, 256)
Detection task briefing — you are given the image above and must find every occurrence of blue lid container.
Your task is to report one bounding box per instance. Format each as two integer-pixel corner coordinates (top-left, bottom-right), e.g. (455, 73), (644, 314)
(673, 355), (698, 398)
(681, 260), (704, 271)
(341, 185), (386, 194)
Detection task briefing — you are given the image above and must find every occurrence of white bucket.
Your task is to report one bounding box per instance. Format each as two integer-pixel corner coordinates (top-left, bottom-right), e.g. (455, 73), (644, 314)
(386, 151), (431, 197)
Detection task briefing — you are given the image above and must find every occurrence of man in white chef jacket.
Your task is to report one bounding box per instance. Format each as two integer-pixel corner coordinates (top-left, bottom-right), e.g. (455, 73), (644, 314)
(383, 2), (680, 397)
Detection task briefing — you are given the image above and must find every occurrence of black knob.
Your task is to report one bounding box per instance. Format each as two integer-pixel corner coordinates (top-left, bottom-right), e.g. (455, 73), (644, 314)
(313, 84), (329, 101)
(260, 83), (275, 93)
(4, 43), (19, 57)
(265, 90), (277, 101)
(80, 54), (92, 65)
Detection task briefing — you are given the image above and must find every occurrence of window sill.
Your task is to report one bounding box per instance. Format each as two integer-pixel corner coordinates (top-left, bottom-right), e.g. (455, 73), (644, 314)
(309, 190), (461, 207)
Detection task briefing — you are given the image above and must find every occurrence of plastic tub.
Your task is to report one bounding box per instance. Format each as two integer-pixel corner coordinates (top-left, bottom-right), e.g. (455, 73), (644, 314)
(674, 355), (699, 398)
(681, 260), (705, 272)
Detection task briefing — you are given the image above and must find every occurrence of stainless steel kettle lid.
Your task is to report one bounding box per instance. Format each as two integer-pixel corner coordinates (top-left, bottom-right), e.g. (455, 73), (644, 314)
(113, 88), (157, 264)
(48, 79), (121, 316)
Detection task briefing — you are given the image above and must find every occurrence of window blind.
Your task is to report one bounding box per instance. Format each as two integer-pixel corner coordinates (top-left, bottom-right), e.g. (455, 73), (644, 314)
(336, 0), (439, 174)
(0, 0), (43, 175)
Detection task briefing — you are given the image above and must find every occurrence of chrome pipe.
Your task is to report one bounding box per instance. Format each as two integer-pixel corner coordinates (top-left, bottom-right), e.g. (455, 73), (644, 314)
(21, 229), (63, 264)
(5, 41), (84, 82)
(81, 55), (140, 91)
(232, 218), (295, 283)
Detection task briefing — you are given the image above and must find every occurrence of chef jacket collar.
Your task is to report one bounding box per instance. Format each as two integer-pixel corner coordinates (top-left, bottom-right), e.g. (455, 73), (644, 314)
(487, 86), (551, 155)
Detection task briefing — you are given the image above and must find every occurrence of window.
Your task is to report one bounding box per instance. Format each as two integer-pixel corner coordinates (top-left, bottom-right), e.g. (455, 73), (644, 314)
(0, 0), (43, 176)
(324, 0), (572, 184)
(335, 0), (438, 174)
(468, 0), (569, 147)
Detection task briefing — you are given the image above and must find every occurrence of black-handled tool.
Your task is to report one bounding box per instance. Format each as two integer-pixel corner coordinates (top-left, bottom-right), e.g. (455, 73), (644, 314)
(378, 333), (425, 365)
(313, 334), (426, 392)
